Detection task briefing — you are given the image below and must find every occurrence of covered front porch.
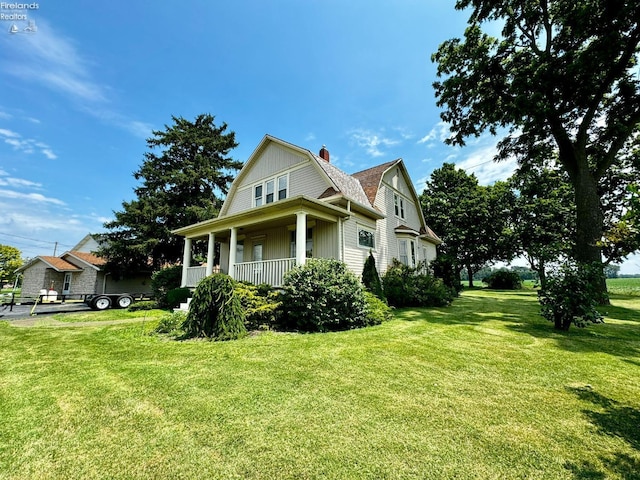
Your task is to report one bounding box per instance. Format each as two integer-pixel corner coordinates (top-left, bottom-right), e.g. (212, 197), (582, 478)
(173, 196), (350, 288)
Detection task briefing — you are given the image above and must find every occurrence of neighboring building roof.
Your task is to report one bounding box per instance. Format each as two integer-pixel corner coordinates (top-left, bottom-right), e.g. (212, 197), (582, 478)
(352, 159), (401, 206)
(16, 256), (84, 273)
(65, 251), (107, 268)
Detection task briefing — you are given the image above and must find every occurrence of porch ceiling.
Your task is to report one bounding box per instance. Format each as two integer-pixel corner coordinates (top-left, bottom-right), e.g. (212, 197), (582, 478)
(173, 195), (351, 239)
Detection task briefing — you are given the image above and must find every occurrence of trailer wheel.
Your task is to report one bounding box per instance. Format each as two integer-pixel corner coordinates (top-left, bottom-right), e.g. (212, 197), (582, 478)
(116, 295), (133, 309)
(92, 296), (112, 311)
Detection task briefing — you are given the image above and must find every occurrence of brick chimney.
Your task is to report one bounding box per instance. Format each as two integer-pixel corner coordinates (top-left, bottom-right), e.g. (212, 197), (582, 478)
(319, 145), (330, 162)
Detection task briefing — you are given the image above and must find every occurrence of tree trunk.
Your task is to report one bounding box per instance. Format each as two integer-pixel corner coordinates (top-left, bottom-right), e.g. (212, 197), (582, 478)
(467, 264), (474, 288)
(572, 162), (609, 304)
(538, 259), (546, 290)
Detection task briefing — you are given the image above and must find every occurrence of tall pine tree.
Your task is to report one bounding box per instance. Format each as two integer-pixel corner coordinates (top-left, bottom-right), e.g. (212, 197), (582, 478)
(99, 114), (241, 276)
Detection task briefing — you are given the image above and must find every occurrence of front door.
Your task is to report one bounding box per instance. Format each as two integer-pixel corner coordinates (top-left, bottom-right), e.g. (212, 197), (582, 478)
(62, 273), (72, 295)
(252, 243), (263, 283)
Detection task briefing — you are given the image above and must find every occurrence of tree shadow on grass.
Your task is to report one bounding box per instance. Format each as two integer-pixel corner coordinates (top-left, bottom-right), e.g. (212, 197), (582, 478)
(396, 293), (640, 358)
(564, 386), (640, 479)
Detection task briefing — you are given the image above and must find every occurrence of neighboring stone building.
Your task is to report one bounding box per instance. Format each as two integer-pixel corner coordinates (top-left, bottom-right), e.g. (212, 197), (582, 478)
(16, 234), (152, 298)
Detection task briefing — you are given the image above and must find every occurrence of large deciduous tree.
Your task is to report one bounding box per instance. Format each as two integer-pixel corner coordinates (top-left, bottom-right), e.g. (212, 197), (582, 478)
(509, 161), (574, 288)
(420, 163), (515, 287)
(432, 0), (640, 298)
(99, 114), (241, 276)
(0, 244), (22, 284)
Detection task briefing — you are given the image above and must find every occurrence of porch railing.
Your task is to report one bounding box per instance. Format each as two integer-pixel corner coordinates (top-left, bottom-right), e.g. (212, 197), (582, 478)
(234, 258), (296, 287)
(185, 266), (211, 287)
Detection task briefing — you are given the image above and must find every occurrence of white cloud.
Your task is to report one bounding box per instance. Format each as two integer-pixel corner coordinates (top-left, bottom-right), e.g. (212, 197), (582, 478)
(0, 189), (66, 205)
(350, 128), (400, 157)
(0, 128), (20, 138)
(41, 149), (57, 160)
(418, 121), (450, 146)
(0, 200), (106, 259)
(1, 20), (148, 138)
(2, 21), (106, 103)
(0, 173), (42, 189)
(455, 143), (517, 185)
(0, 128), (57, 159)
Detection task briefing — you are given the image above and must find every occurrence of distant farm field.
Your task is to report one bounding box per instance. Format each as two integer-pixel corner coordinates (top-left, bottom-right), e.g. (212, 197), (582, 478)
(607, 277), (640, 296)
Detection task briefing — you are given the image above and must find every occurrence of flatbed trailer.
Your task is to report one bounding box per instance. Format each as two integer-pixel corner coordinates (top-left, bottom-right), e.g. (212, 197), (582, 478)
(84, 293), (134, 310)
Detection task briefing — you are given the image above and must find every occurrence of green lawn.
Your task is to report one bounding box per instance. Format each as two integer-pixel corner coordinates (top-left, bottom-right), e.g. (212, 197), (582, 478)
(1, 289), (639, 479)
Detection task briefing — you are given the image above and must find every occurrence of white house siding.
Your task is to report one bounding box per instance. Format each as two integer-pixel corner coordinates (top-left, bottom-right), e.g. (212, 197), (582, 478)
(373, 172), (432, 271)
(379, 168), (423, 231)
(342, 213), (379, 278)
(241, 143), (306, 185)
(225, 188), (252, 215)
(233, 220), (338, 265)
(225, 146), (331, 215)
(312, 220), (339, 260)
(288, 164), (331, 199)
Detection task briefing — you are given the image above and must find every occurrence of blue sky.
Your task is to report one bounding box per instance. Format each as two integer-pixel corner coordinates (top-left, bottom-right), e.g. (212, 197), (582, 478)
(1, 1), (638, 274)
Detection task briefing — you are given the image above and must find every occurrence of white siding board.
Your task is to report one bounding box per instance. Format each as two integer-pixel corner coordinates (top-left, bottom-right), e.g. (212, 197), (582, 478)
(225, 188), (252, 215)
(242, 144), (306, 185)
(289, 164), (331, 198)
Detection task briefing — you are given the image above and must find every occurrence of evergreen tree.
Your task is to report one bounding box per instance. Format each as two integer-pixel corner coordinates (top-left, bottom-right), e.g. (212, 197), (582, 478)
(362, 251), (385, 300)
(99, 114), (241, 276)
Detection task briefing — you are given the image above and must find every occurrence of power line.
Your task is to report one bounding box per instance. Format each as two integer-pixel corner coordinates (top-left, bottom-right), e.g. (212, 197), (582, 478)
(0, 232), (74, 250)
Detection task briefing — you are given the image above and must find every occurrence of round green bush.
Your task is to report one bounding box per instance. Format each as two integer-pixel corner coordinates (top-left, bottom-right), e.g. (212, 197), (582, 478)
(234, 282), (281, 331)
(281, 258), (367, 332)
(382, 260), (454, 308)
(363, 291), (393, 325)
(482, 270), (522, 290)
(538, 262), (605, 330)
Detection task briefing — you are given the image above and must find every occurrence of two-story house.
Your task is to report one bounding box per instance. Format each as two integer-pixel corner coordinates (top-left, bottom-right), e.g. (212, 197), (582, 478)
(173, 135), (441, 288)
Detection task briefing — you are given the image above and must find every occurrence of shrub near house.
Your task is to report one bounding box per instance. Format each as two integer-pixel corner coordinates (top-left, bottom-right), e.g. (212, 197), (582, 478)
(281, 259), (370, 332)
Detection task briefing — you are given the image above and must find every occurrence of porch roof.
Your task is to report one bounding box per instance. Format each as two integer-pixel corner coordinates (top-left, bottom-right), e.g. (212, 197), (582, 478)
(173, 195), (375, 238)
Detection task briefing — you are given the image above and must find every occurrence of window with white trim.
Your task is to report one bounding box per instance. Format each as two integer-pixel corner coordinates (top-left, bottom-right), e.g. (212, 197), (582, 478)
(358, 228), (375, 249)
(398, 239), (416, 267)
(254, 174), (288, 207)
(266, 179), (275, 204)
(394, 194), (405, 219)
(278, 175), (287, 200)
(398, 239), (408, 265)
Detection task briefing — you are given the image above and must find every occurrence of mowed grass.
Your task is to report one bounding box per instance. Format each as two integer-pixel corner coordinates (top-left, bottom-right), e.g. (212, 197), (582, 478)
(0, 289), (639, 479)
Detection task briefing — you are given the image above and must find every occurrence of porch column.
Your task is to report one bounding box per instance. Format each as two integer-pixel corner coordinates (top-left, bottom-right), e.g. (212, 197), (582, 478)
(228, 227), (237, 279)
(181, 237), (192, 287)
(206, 232), (216, 276)
(296, 211), (307, 266)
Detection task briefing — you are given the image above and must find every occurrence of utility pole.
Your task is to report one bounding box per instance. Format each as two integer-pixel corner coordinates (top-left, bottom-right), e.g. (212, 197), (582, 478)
(53, 241), (58, 256)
